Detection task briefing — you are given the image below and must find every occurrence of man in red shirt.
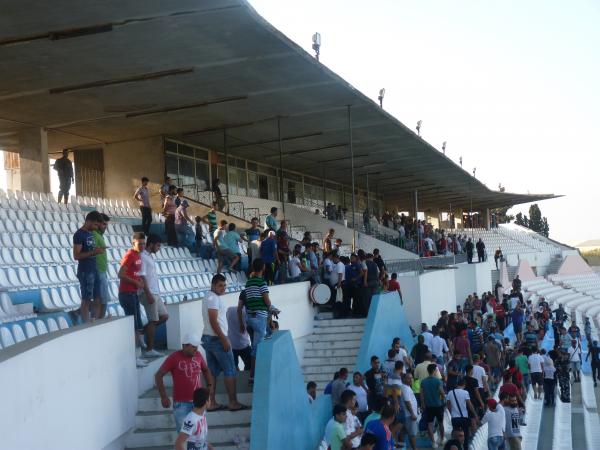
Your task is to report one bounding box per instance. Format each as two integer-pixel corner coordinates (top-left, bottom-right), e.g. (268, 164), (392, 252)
(155, 334), (216, 432)
(118, 232), (146, 367)
(388, 273), (402, 303)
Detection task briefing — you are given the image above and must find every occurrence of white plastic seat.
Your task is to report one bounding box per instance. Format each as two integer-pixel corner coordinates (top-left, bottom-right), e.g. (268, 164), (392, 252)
(11, 323), (26, 343)
(24, 321), (37, 339)
(59, 234), (71, 248)
(68, 285), (81, 306)
(35, 319), (48, 335)
(0, 327), (15, 347)
(21, 248), (35, 265)
(6, 267), (23, 288)
(50, 288), (67, 309)
(59, 286), (77, 308)
(46, 318), (59, 332)
(37, 266), (52, 285)
(49, 234), (61, 248)
(17, 267), (33, 287)
(40, 289), (57, 311)
(50, 248), (62, 263)
(57, 316), (70, 330)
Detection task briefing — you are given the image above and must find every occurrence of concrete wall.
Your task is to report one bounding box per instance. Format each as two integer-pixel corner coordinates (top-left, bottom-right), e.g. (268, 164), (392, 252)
(250, 331), (331, 450)
(0, 318), (137, 450)
(355, 291), (416, 372)
(419, 270), (457, 326)
(166, 282), (314, 360)
(398, 269), (461, 327)
(103, 137), (165, 211)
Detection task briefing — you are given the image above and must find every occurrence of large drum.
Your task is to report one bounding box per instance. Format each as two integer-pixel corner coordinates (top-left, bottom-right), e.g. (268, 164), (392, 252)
(309, 283), (331, 305)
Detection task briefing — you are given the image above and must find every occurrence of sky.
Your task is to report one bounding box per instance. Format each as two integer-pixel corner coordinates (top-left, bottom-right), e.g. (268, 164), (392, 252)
(249, 0), (600, 245)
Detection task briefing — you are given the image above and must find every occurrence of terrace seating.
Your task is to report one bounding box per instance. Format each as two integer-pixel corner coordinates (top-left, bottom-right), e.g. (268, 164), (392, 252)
(0, 188), (247, 350)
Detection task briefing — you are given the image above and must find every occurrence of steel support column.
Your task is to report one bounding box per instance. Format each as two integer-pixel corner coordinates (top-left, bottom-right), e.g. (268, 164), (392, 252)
(278, 117), (285, 216)
(224, 129), (229, 214)
(348, 105), (357, 250)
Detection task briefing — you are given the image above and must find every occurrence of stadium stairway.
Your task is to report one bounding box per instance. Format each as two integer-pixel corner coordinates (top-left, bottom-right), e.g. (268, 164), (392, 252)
(126, 355), (252, 450)
(301, 313), (366, 394)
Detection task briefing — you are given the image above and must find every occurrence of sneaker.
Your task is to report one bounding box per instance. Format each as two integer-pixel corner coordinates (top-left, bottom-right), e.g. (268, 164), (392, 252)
(431, 442), (438, 449)
(137, 334), (147, 349)
(136, 358), (148, 368)
(143, 349), (163, 358)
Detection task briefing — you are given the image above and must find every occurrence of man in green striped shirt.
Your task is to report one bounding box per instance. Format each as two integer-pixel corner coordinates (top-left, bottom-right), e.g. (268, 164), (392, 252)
(238, 258), (272, 383)
(207, 204), (218, 233)
(92, 213), (110, 319)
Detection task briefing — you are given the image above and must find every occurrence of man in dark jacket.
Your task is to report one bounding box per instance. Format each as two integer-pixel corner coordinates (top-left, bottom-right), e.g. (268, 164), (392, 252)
(476, 239), (485, 262)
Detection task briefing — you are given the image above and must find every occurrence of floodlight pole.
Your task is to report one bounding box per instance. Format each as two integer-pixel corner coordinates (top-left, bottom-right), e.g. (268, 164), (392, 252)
(224, 129), (230, 214)
(277, 117), (285, 216)
(322, 166), (326, 213)
(348, 105), (357, 250)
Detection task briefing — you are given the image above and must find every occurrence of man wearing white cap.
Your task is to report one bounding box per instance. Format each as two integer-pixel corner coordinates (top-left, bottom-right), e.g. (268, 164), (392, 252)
(154, 333), (215, 432)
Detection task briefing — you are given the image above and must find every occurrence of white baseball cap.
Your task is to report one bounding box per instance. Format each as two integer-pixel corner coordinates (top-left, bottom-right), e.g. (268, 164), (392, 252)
(183, 333), (201, 347)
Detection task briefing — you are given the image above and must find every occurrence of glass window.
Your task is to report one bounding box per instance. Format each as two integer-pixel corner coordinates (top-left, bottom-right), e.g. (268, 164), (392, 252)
(165, 154), (179, 183)
(248, 172), (258, 197)
(179, 157), (195, 188)
(227, 167), (237, 195)
(179, 145), (194, 157)
(195, 161), (209, 191)
(194, 148), (208, 161)
(237, 168), (247, 196)
(165, 139), (177, 154)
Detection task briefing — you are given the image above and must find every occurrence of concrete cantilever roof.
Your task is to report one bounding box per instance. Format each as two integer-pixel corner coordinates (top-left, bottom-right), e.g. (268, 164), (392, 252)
(0, 0), (558, 210)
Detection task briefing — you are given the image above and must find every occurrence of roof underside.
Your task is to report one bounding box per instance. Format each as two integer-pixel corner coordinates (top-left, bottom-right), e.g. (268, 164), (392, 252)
(0, 0), (558, 210)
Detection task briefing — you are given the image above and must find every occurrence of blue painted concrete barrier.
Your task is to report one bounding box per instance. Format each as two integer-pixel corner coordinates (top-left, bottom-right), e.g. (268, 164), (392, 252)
(355, 291), (416, 373)
(250, 330), (330, 450)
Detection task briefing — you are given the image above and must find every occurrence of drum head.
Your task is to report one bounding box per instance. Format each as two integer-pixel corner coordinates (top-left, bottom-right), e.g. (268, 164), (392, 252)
(310, 283), (330, 305)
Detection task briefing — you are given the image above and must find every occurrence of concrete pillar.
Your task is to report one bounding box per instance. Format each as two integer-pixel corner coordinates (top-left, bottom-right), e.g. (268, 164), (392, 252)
(17, 128), (50, 193)
(484, 207), (491, 230)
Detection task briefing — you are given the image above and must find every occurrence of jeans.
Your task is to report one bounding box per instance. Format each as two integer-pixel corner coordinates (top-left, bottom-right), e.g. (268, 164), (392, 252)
(164, 214), (178, 246)
(201, 335), (236, 378)
(140, 206), (152, 236)
(93, 271), (109, 305)
(488, 435), (504, 450)
(77, 271), (97, 301)
(173, 401), (193, 432)
(246, 313), (268, 357)
(119, 292), (143, 332)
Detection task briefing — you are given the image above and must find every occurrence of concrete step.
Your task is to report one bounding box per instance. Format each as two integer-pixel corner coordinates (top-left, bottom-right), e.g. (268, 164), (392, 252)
(303, 365), (349, 375)
(304, 339), (362, 350)
(314, 318), (366, 327)
(304, 348), (360, 358)
(313, 324), (365, 334)
(138, 390), (253, 412)
(126, 424), (250, 448)
(302, 356), (357, 367)
(304, 373), (336, 383)
(135, 409), (252, 429)
(307, 332), (363, 342)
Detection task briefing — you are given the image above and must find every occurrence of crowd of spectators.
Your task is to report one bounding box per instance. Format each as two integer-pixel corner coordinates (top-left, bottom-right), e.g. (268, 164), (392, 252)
(313, 275), (594, 450)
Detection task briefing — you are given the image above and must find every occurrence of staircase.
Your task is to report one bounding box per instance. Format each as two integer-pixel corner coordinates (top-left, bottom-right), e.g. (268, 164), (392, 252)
(546, 256), (563, 276)
(301, 313), (366, 394)
(126, 358), (253, 450)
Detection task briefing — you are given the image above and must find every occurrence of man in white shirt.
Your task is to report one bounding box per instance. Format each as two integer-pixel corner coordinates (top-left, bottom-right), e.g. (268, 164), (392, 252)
(447, 378), (479, 446)
(201, 274), (247, 411)
(348, 372), (369, 420)
(481, 399), (505, 450)
(471, 355), (490, 397)
(400, 372), (419, 450)
(139, 234), (169, 358)
(568, 339), (582, 382)
(527, 348), (545, 399)
(430, 327), (449, 364)
(420, 324), (434, 351)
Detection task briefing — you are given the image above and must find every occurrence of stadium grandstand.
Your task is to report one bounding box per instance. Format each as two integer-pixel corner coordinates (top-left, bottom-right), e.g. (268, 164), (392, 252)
(1, 2), (599, 450)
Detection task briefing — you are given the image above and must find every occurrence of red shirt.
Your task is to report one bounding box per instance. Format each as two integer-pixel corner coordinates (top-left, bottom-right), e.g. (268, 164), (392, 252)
(388, 280), (400, 292)
(453, 336), (471, 357)
(119, 249), (142, 293)
(159, 351), (208, 402)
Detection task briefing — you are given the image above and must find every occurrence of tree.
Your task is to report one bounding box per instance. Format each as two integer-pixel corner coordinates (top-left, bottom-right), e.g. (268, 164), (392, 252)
(528, 204), (544, 234)
(515, 212), (529, 228)
(542, 217), (550, 237)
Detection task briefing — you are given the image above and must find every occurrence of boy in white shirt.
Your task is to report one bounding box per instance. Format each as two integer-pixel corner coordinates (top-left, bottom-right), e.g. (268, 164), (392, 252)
(175, 387), (214, 450)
